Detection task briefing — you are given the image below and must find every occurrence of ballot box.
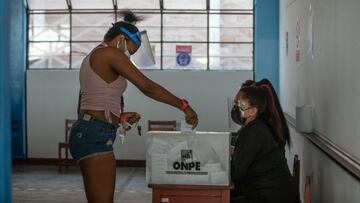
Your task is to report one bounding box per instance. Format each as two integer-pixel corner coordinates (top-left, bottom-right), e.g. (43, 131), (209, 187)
(146, 131), (231, 186)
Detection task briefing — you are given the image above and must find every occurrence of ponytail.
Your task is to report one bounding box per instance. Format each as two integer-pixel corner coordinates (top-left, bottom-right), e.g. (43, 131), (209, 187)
(260, 84), (286, 149)
(257, 79), (291, 149)
(104, 9), (142, 42)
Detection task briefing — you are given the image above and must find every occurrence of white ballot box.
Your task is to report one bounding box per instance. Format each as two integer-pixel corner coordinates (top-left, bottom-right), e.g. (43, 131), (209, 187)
(146, 131), (231, 186)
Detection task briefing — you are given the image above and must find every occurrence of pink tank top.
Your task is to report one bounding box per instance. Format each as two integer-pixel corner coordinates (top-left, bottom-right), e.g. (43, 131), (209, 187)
(79, 42), (127, 123)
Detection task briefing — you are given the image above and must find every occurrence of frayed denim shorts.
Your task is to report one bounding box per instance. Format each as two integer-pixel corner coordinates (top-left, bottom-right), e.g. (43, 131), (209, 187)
(69, 112), (117, 163)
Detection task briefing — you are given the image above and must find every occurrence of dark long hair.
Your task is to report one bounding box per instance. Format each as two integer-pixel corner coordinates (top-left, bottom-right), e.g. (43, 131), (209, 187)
(240, 79), (290, 150)
(104, 10), (142, 42)
(258, 79), (291, 148)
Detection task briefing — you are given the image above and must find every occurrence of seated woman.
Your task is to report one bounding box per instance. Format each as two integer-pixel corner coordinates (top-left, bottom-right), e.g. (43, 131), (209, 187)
(230, 84), (299, 203)
(239, 79), (291, 154)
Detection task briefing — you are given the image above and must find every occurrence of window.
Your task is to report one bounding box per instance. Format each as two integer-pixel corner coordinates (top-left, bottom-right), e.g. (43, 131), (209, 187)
(27, 0), (253, 70)
(28, 13), (70, 69)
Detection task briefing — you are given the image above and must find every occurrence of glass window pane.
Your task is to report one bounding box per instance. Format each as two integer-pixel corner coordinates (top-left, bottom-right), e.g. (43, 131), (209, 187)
(163, 14), (207, 42)
(210, 14), (253, 28)
(209, 44), (253, 70)
(117, 0), (160, 9)
(71, 0), (114, 9)
(164, 0), (206, 10)
(28, 0), (68, 10)
(210, 28), (253, 43)
(29, 42), (70, 69)
(209, 14), (253, 43)
(29, 14), (70, 41)
(72, 13), (115, 41)
(71, 42), (98, 69)
(119, 13), (161, 42)
(163, 43), (207, 70)
(210, 0), (253, 10)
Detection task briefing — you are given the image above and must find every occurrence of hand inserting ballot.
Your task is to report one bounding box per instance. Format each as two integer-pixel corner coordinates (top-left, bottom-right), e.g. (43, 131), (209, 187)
(119, 112), (141, 126)
(183, 106), (198, 130)
(117, 112), (142, 144)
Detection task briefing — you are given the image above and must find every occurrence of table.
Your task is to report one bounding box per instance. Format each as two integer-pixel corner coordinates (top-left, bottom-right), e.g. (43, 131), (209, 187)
(149, 183), (234, 203)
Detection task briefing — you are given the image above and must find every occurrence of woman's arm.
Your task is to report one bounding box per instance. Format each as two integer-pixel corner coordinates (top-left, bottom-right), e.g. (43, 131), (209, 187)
(93, 47), (198, 127)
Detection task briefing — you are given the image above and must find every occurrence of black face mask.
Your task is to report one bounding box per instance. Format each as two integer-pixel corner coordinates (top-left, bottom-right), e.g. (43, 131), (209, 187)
(231, 105), (245, 125)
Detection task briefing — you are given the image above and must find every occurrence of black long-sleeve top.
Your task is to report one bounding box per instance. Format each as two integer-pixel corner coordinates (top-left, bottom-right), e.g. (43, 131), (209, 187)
(231, 119), (299, 203)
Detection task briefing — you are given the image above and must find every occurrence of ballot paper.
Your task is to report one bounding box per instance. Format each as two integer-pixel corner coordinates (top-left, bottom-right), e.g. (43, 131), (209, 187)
(146, 131), (230, 186)
(181, 120), (196, 133)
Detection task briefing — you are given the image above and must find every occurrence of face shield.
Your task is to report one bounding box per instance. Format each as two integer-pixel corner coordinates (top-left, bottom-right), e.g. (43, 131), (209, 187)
(119, 27), (156, 68)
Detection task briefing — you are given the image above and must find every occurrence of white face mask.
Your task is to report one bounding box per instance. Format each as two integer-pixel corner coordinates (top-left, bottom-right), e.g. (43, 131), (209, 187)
(117, 40), (131, 59)
(123, 40), (131, 59)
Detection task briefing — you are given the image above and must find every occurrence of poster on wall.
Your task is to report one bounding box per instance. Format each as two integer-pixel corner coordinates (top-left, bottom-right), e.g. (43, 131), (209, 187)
(295, 17), (301, 64)
(176, 45), (192, 69)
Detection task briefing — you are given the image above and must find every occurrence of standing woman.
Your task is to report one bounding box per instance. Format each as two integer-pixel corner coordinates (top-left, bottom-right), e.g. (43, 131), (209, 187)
(230, 85), (299, 203)
(69, 10), (198, 203)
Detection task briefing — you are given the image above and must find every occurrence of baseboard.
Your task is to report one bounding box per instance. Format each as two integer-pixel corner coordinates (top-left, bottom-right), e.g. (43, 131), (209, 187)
(13, 158), (146, 167)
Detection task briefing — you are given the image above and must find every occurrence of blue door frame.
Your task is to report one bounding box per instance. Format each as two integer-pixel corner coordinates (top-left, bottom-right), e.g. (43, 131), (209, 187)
(254, 0), (280, 94)
(0, 0), (26, 202)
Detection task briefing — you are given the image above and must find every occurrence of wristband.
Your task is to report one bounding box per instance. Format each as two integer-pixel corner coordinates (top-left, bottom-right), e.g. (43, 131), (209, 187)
(119, 114), (126, 124)
(180, 99), (189, 111)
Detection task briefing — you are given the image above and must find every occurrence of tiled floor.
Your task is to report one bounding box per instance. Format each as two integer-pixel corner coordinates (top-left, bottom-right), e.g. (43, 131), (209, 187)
(12, 165), (152, 203)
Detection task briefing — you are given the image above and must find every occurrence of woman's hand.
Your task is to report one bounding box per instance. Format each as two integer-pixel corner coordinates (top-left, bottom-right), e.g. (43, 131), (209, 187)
(119, 112), (141, 125)
(184, 106), (198, 130)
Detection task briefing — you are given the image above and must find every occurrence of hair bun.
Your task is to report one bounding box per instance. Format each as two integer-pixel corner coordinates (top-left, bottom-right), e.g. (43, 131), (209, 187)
(119, 9), (142, 24)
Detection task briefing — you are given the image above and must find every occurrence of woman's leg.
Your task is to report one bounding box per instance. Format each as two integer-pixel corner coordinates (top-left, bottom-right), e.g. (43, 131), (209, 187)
(79, 153), (116, 203)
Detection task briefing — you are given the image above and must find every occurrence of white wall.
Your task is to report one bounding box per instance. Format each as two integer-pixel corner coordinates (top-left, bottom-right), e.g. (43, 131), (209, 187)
(280, 0), (360, 202)
(280, 0), (360, 158)
(286, 127), (360, 203)
(27, 70), (252, 160)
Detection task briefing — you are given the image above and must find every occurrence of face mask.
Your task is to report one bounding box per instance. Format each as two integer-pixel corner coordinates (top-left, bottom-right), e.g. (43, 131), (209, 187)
(231, 105), (243, 125)
(231, 105), (249, 126)
(117, 40), (131, 59)
(123, 40), (131, 59)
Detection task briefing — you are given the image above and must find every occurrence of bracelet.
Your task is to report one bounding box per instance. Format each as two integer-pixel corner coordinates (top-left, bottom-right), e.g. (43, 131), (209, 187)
(180, 99), (189, 111)
(119, 114), (126, 124)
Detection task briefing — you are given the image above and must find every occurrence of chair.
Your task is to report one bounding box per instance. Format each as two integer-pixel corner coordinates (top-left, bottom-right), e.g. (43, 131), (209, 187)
(58, 119), (76, 172)
(304, 176), (311, 203)
(148, 120), (176, 131)
(292, 154), (300, 193)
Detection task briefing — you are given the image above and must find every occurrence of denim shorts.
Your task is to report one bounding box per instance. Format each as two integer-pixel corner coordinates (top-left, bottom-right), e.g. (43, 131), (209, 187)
(69, 113), (117, 163)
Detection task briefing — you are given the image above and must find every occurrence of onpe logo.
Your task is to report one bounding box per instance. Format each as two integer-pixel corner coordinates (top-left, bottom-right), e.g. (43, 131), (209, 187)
(173, 149), (200, 171)
(181, 149), (193, 162)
